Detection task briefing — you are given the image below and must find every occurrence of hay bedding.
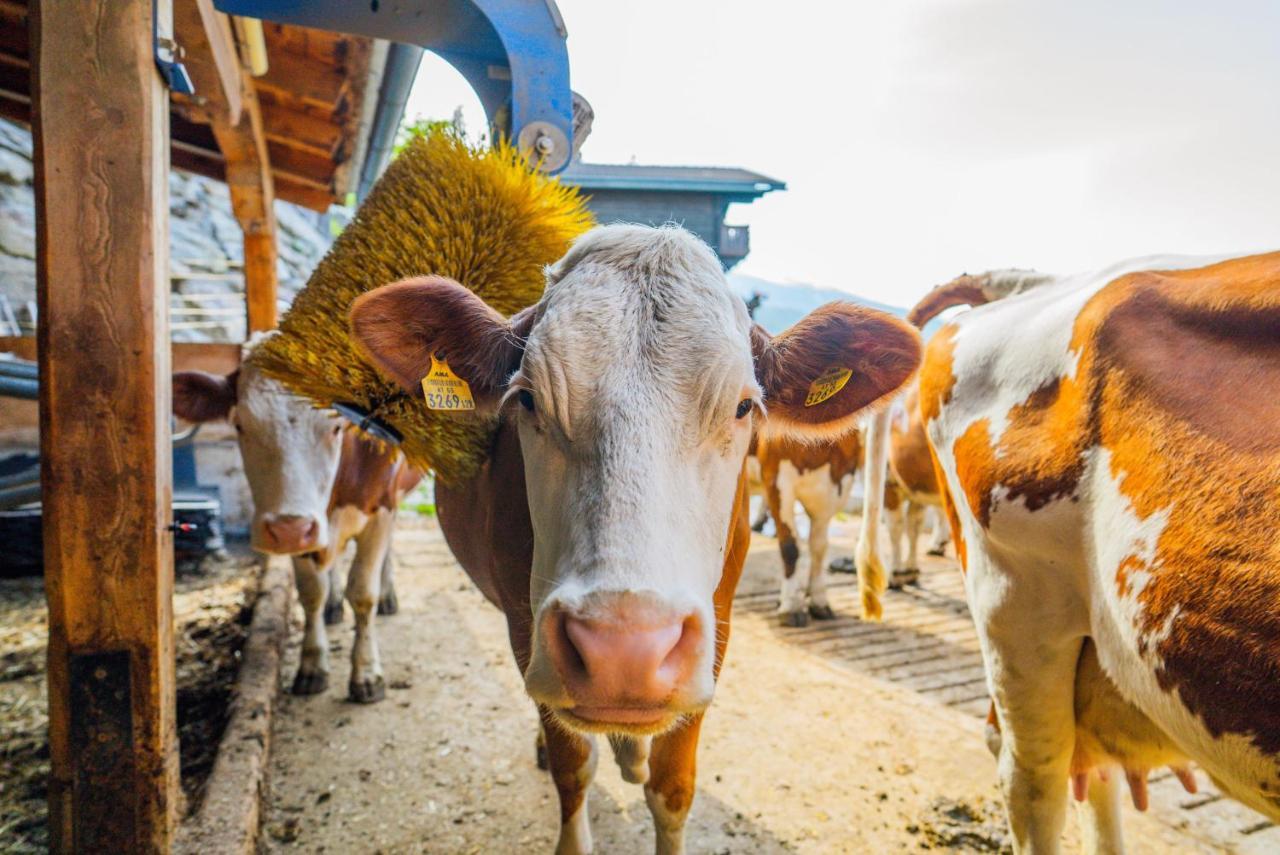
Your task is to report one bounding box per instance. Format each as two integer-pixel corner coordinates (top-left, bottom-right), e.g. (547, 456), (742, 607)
(254, 132), (592, 483)
(0, 553), (259, 852)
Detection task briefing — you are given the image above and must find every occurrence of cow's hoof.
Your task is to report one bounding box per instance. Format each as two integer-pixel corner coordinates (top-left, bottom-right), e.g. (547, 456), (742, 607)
(888, 567), (920, 590)
(750, 520), (767, 533)
(828, 556), (856, 575)
(323, 601), (344, 625)
(349, 675), (386, 704)
(377, 589), (399, 616)
(809, 603), (837, 621)
(926, 546), (947, 557)
(780, 610), (809, 628)
(292, 669), (329, 696)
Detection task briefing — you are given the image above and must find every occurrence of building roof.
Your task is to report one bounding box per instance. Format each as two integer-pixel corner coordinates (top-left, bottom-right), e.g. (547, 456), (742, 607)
(560, 162), (786, 198)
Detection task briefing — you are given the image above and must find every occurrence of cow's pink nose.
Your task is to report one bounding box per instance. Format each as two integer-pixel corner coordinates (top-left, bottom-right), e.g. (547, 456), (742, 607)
(550, 609), (702, 716)
(260, 515), (320, 554)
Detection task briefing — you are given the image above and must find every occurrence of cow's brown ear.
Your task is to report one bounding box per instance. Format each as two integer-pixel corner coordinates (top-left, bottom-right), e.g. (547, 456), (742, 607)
(753, 303), (921, 439)
(173, 370), (238, 423)
(350, 276), (526, 406)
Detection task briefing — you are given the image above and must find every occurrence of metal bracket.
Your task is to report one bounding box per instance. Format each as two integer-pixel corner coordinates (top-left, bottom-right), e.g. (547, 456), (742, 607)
(154, 3), (194, 94)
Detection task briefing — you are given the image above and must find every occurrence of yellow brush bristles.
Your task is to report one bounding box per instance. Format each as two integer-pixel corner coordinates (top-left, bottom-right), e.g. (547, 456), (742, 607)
(253, 131), (593, 483)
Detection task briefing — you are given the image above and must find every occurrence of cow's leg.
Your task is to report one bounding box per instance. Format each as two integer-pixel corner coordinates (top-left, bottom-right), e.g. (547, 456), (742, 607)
(377, 545), (398, 615)
(609, 734), (652, 784)
(980, 617), (1081, 853)
(1076, 768), (1125, 855)
(541, 710), (598, 855)
(345, 507), (394, 703)
(291, 554), (331, 694)
(771, 464), (807, 627)
(885, 502), (906, 587)
(749, 499), (770, 533)
(804, 491), (838, 621)
(926, 506), (949, 556)
(646, 715), (703, 855)
(324, 560), (344, 624)
(892, 502), (924, 587)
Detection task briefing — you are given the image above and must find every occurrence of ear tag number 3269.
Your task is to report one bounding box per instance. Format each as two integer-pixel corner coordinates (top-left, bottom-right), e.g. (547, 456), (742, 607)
(804, 366), (853, 407)
(421, 354), (475, 411)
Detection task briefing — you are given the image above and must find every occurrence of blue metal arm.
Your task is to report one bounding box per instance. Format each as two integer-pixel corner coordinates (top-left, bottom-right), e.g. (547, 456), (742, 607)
(213, 0), (574, 172)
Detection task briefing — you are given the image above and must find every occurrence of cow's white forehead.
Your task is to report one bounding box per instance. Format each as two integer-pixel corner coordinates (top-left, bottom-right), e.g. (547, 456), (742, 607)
(236, 359), (325, 427)
(524, 225), (755, 441)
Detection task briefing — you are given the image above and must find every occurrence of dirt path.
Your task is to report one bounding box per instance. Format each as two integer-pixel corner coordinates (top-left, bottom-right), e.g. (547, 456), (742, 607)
(262, 518), (1238, 853)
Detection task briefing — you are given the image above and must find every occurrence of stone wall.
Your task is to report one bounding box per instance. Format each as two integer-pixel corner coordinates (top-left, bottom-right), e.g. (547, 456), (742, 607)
(0, 117), (337, 340)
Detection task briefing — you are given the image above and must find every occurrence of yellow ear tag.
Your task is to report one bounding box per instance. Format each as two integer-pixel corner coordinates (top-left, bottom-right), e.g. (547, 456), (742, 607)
(804, 366), (853, 407)
(421, 354), (475, 411)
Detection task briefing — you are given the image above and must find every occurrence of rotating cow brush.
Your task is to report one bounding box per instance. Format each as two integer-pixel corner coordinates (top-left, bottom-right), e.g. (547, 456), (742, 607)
(252, 131), (593, 483)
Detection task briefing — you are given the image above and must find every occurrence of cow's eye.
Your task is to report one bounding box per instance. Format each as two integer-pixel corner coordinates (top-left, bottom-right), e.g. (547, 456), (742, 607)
(735, 399), (753, 420)
(331, 424), (342, 437)
(518, 389), (535, 412)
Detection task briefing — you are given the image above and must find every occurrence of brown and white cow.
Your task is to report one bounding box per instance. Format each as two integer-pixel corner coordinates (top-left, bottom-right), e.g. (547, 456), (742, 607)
(348, 224), (921, 854)
(755, 431), (861, 626)
(913, 254), (1280, 853)
(858, 383), (949, 595)
(173, 342), (420, 702)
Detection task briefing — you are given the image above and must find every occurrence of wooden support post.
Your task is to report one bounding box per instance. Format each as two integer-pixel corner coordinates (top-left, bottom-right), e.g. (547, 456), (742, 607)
(243, 228), (279, 332)
(212, 50), (278, 334)
(32, 0), (178, 851)
(172, 0), (278, 332)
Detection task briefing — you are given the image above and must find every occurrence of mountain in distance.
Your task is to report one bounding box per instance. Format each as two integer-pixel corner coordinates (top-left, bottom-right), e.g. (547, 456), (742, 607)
(728, 272), (911, 334)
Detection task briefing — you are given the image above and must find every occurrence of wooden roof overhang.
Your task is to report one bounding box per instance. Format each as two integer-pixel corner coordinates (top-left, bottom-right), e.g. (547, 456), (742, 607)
(0, 0), (381, 211)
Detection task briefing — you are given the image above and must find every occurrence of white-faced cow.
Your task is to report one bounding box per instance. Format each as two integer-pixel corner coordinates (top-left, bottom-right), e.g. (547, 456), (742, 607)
(173, 340), (421, 702)
(755, 431), (861, 626)
(911, 254), (1280, 853)
(348, 224), (922, 854)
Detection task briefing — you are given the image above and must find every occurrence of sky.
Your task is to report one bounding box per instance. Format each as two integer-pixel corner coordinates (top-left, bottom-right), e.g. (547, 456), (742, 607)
(402, 0), (1280, 307)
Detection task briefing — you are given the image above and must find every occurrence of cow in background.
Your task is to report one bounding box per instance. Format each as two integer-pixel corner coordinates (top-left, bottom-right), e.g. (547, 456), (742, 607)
(756, 432), (861, 626)
(913, 256), (1280, 853)
(173, 338), (420, 702)
(856, 380), (952, 615)
(882, 385), (950, 586)
(348, 224), (922, 854)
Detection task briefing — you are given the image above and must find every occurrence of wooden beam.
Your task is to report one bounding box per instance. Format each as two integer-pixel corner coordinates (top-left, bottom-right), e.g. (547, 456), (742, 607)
(259, 98), (342, 158)
(255, 47), (347, 108)
(31, 0), (177, 850)
(173, 0), (241, 125)
(208, 53), (278, 333)
(243, 231), (277, 331)
(271, 173), (337, 212)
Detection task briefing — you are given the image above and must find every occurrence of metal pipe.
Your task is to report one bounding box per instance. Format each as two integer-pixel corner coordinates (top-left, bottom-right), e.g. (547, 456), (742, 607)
(0, 375), (37, 399)
(0, 468), (40, 491)
(0, 481), (40, 510)
(0, 359), (37, 379)
(356, 42), (424, 202)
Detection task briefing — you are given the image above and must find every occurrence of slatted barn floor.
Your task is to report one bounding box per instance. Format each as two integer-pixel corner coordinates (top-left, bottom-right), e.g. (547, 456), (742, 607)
(734, 533), (1280, 853)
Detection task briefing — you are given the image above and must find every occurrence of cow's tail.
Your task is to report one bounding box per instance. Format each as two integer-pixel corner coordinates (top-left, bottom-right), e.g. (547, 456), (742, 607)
(907, 269), (1053, 328)
(855, 408), (892, 620)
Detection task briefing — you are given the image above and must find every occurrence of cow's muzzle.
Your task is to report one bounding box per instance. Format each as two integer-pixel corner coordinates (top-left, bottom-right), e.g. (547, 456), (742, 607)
(528, 590), (710, 734)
